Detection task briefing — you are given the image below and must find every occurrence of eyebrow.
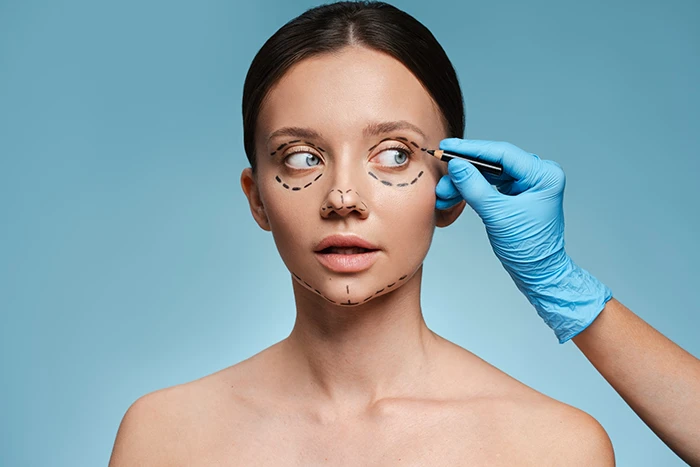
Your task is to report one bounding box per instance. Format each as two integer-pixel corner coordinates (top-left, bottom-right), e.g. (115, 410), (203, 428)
(266, 120), (427, 143)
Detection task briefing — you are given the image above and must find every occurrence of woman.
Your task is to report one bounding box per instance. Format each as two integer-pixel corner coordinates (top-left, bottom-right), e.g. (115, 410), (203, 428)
(109, 2), (617, 464)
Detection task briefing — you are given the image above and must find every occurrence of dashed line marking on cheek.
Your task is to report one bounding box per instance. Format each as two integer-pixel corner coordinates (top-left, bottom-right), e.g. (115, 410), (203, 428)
(275, 171), (323, 191)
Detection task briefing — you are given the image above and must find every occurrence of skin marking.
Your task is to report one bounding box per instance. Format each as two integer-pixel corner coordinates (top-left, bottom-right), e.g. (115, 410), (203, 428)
(321, 188), (367, 214)
(366, 137), (394, 153)
(290, 272), (410, 306)
(275, 171), (323, 191)
(366, 140), (428, 188)
(272, 139), (327, 191)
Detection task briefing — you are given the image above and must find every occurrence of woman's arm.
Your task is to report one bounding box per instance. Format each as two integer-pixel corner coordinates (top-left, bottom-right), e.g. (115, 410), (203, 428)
(572, 298), (700, 466)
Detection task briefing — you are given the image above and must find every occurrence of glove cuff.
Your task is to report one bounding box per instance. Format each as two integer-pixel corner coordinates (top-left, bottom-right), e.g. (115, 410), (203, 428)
(523, 259), (613, 344)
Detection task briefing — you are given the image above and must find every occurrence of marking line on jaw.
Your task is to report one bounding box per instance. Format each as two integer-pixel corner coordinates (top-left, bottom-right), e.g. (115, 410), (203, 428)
(291, 272), (410, 305)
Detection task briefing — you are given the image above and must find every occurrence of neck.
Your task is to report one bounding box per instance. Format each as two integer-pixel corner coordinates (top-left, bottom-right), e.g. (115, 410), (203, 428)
(282, 266), (441, 415)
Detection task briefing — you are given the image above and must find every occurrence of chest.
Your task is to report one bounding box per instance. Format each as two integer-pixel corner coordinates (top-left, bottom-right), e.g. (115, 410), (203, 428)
(177, 413), (536, 467)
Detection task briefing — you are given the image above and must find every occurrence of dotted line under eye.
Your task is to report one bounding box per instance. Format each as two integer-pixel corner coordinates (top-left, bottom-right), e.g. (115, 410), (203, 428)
(366, 138), (428, 187)
(291, 271), (410, 305)
(368, 170), (423, 187)
(275, 172), (323, 190)
(272, 139), (326, 190)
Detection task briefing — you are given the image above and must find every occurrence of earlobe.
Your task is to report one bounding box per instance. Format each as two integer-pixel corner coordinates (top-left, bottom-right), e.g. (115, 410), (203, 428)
(240, 167), (271, 232)
(435, 199), (467, 228)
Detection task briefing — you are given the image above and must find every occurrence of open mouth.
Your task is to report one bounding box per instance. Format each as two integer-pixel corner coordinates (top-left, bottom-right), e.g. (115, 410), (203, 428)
(314, 236), (381, 273)
(318, 247), (377, 255)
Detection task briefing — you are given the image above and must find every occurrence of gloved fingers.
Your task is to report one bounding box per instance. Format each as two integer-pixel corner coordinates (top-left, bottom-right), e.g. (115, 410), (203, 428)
(447, 158), (500, 214)
(435, 197), (462, 210)
(435, 174), (461, 200)
(439, 138), (540, 185)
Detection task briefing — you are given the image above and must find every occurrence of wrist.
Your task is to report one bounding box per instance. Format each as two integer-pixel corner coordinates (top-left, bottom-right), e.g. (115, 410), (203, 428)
(519, 259), (613, 343)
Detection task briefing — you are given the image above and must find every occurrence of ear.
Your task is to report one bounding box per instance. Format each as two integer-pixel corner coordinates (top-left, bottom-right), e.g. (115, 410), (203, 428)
(435, 199), (467, 228)
(240, 167), (271, 231)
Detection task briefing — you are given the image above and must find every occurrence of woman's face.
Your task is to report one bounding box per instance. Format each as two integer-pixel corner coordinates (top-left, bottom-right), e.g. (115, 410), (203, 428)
(242, 46), (463, 306)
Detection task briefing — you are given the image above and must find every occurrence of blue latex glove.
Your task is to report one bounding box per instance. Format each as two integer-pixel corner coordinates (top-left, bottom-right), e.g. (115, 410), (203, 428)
(436, 138), (612, 343)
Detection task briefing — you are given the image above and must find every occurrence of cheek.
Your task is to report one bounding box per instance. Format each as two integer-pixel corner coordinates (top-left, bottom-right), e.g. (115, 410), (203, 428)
(377, 178), (437, 241)
(262, 183), (320, 244)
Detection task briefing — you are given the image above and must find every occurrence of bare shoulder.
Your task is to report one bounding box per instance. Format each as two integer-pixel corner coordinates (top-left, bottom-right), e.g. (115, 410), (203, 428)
(438, 338), (614, 465)
(506, 396), (615, 465)
(108, 353), (270, 467)
(108, 385), (190, 467)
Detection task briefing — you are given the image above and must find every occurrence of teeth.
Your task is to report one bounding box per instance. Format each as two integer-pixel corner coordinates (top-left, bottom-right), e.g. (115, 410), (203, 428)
(328, 247), (369, 255)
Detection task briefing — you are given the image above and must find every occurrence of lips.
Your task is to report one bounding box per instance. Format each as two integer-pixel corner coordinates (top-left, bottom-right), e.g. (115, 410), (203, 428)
(314, 234), (380, 253)
(314, 234), (380, 273)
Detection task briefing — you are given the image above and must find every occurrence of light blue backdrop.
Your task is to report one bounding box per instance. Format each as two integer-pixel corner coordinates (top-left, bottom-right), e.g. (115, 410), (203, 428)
(1, 0), (698, 465)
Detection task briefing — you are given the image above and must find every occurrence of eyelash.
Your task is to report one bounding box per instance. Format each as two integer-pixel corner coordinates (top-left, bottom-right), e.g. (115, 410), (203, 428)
(281, 143), (415, 169)
(282, 148), (321, 170)
(380, 144), (414, 164)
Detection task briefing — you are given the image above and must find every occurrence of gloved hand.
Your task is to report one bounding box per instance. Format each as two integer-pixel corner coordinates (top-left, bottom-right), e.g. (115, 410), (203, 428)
(435, 138), (613, 343)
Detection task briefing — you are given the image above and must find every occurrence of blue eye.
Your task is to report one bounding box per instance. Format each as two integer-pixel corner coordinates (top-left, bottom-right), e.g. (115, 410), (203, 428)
(285, 152), (321, 168)
(374, 147), (410, 167)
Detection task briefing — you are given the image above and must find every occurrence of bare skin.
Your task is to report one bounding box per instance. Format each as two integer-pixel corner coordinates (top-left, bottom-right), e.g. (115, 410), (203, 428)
(573, 298), (700, 465)
(109, 46), (613, 466)
(109, 332), (612, 466)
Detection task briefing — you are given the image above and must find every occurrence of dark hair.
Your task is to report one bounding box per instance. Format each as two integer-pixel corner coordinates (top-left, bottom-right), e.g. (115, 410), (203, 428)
(242, 1), (464, 171)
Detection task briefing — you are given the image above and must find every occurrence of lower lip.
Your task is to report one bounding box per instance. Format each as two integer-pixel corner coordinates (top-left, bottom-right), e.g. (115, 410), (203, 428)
(314, 250), (380, 273)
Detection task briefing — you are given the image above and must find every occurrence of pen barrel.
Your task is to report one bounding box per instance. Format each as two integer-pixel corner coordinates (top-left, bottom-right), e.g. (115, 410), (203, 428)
(441, 151), (503, 176)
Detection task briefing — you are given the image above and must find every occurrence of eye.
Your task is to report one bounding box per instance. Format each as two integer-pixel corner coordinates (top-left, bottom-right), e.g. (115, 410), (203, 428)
(373, 146), (411, 167)
(285, 151), (322, 169)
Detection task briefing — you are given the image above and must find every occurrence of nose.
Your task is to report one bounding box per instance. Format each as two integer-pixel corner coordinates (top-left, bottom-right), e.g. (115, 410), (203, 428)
(321, 188), (369, 219)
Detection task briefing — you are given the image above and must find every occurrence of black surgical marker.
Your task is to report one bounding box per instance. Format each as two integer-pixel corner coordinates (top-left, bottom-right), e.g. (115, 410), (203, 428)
(426, 149), (503, 176)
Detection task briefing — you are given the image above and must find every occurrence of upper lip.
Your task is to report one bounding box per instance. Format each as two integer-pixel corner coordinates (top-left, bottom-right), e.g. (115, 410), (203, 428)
(314, 234), (380, 252)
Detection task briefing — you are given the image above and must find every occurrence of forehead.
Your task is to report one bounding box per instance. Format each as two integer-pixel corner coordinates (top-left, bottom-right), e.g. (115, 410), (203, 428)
(257, 46), (446, 142)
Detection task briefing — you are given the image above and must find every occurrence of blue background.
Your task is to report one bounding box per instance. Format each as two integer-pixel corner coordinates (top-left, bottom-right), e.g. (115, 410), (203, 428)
(1, 0), (698, 465)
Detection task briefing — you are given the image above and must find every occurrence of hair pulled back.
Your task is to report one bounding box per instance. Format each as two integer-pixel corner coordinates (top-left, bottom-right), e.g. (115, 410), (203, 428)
(242, 1), (464, 171)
